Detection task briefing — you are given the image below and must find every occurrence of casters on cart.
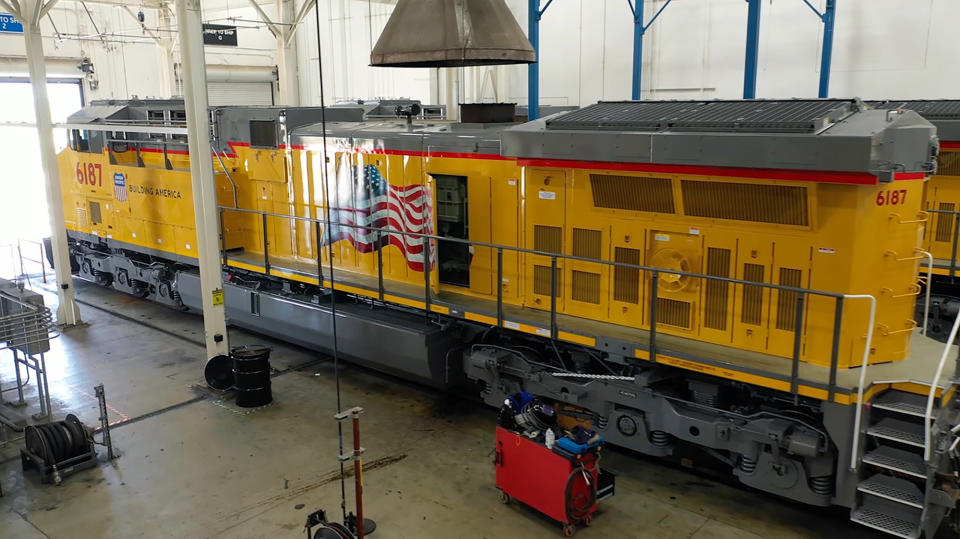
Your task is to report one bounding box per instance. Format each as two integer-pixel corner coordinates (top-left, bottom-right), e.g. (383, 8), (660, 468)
(583, 515), (592, 527)
(563, 524), (575, 537)
(497, 490), (510, 504)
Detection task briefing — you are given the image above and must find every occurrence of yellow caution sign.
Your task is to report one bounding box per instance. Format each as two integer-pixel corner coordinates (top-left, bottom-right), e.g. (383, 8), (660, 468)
(212, 288), (224, 306)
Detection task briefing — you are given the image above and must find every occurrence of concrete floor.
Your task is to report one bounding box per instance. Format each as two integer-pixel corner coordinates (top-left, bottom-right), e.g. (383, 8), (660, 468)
(0, 280), (879, 538)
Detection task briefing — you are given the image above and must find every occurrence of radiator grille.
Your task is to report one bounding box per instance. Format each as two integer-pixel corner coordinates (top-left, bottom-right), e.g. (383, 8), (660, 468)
(534, 265), (562, 297)
(704, 247), (731, 330)
(681, 180), (809, 226)
(936, 203), (956, 242)
(571, 270), (601, 304)
(775, 268), (803, 331)
(741, 263), (765, 325)
(656, 297), (692, 329)
(613, 247), (641, 304)
(534, 225), (563, 254)
(89, 201), (102, 225)
(590, 174), (675, 213)
(573, 229), (602, 259)
(938, 152), (960, 176)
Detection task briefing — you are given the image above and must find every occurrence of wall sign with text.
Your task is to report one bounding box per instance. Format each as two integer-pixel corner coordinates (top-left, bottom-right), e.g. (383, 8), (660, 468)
(202, 24), (238, 46)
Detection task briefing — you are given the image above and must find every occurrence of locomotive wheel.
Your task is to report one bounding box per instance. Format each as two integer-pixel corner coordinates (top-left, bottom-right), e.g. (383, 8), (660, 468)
(65, 414), (87, 454)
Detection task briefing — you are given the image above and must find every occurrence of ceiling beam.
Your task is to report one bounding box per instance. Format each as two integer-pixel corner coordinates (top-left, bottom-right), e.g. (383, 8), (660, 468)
(0, 0), (20, 18)
(246, 0), (281, 38)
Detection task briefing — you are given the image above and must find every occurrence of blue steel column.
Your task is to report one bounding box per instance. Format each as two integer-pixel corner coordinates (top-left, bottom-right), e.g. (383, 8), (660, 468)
(818, 0), (836, 98)
(528, 0), (540, 120)
(631, 0), (644, 100)
(743, 0), (761, 99)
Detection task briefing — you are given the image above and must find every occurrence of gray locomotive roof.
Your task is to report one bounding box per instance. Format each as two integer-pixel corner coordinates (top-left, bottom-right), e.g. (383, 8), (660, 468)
(869, 100), (960, 142)
(501, 99), (937, 178)
(292, 121), (509, 156)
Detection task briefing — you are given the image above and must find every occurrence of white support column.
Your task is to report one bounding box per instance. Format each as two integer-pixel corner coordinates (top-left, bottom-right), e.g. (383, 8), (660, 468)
(175, 0), (229, 360)
(276, 0), (299, 105)
(20, 0), (81, 326)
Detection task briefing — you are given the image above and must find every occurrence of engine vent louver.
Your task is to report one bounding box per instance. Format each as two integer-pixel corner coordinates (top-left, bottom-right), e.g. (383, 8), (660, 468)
(704, 248), (731, 331)
(741, 263), (765, 325)
(775, 268), (803, 331)
(534, 225), (562, 254)
(613, 247), (641, 304)
(534, 265), (561, 297)
(590, 175), (675, 213)
(681, 180), (809, 226)
(938, 152), (960, 176)
(657, 297), (692, 329)
(573, 229), (602, 259)
(571, 270), (601, 304)
(935, 203), (956, 242)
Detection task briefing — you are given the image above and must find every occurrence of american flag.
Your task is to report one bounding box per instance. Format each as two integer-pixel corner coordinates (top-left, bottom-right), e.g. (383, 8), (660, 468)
(322, 164), (435, 271)
(113, 173), (128, 202)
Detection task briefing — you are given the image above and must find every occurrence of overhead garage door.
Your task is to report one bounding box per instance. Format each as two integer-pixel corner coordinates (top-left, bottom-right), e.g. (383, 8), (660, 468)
(207, 82), (274, 106)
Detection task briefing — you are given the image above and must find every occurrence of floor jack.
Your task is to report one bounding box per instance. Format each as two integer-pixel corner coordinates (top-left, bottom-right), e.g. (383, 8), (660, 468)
(304, 407), (377, 539)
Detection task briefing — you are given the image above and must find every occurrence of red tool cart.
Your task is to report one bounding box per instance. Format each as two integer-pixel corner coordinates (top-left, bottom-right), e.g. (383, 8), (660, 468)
(494, 425), (608, 536)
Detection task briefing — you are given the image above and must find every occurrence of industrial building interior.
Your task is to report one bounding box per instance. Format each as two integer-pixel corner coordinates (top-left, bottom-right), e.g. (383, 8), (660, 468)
(1, 1), (960, 538)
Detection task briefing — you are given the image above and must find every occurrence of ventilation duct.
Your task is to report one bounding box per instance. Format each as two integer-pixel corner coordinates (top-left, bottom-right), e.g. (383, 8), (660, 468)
(370, 0), (536, 68)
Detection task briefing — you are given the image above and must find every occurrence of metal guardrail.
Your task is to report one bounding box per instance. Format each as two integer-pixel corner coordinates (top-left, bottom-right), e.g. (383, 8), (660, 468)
(0, 285), (59, 420)
(218, 205), (879, 406)
(925, 309), (960, 462)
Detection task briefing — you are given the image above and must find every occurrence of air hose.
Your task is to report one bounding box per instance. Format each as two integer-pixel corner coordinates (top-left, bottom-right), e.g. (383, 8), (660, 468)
(564, 461), (598, 523)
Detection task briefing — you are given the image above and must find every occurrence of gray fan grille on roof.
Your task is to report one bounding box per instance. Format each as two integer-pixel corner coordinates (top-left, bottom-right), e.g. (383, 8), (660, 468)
(545, 99), (858, 133)
(870, 100), (960, 119)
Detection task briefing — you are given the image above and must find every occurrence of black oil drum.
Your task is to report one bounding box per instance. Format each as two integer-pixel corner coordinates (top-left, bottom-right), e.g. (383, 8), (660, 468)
(232, 345), (272, 407)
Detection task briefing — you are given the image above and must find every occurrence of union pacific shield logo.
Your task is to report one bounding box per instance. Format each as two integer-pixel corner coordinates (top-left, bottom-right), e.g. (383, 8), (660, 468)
(113, 173), (127, 202)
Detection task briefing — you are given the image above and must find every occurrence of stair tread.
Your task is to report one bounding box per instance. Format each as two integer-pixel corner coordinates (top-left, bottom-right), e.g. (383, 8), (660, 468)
(851, 495), (922, 539)
(862, 446), (927, 478)
(873, 391), (930, 417)
(858, 474), (924, 508)
(868, 417), (926, 447)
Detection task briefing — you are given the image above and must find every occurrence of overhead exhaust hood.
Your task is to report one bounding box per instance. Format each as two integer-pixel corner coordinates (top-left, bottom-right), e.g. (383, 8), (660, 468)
(370, 0), (536, 68)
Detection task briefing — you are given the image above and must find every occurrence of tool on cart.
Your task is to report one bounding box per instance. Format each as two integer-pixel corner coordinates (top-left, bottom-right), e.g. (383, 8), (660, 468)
(494, 392), (615, 537)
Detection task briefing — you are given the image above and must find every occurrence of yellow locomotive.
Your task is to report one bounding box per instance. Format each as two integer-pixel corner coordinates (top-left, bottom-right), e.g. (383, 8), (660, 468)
(58, 99), (959, 537)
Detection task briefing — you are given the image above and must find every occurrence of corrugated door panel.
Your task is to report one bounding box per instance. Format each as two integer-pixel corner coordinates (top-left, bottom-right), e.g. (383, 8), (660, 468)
(935, 202), (955, 243)
(571, 270), (601, 304)
(733, 240), (772, 353)
(567, 226), (607, 317)
(608, 223), (644, 329)
(741, 264), (765, 325)
(703, 247), (732, 331)
(524, 168), (566, 311)
(768, 243), (811, 358)
(613, 247), (641, 304)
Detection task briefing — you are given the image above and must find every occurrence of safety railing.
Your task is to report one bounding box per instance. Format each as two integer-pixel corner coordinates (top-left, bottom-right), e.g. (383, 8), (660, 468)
(925, 304), (960, 462)
(0, 239), (49, 286)
(0, 284), (59, 420)
(218, 206), (882, 402)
